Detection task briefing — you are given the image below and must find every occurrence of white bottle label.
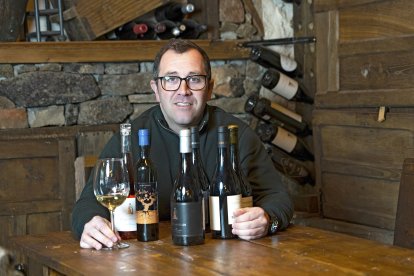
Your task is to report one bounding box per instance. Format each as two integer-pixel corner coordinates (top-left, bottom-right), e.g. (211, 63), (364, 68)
(270, 102), (302, 122)
(280, 55), (298, 72)
(272, 127), (297, 153)
(114, 197), (136, 231)
(271, 74), (298, 100)
(209, 194), (242, 230)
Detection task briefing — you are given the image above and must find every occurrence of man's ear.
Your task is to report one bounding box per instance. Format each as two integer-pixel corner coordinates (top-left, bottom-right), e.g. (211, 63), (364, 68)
(150, 79), (161, 102)
(207, 79), (214, 101)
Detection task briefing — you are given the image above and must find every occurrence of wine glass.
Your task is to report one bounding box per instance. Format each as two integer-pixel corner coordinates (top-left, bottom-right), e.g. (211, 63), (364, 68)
(93, 158), (130, 249)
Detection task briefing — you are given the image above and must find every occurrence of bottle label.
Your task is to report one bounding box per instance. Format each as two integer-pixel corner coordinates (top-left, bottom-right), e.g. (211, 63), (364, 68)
(280, 55), (298, 72)
(241, 196), (253, 208)
(272, 127), (297, 153)
(271, 74), (298, 100)
(136, 182), (159, 224)
(171, 201), (204, 237)
(114, 196), (136, 231)
(209, 194), (242, 231)
(270, 102), (302, 122)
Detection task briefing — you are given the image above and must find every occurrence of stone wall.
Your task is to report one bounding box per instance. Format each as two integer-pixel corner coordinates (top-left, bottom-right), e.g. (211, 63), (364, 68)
(0, 0), (293, 129)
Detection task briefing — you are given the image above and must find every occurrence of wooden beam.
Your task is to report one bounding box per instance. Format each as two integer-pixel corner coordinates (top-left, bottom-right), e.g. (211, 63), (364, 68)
(0, 40), (250, 63)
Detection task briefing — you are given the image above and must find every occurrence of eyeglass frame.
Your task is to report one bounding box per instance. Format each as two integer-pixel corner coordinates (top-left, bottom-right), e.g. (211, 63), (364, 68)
(154, 74), (208, 91)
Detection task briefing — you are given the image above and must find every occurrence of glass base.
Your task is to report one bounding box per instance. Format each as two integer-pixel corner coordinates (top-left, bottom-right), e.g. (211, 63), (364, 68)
(102, 241), (130, 250)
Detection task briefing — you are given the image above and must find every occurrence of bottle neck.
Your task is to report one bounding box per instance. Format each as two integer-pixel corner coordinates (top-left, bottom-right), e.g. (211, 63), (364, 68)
(121, 134), (131, 153)
(139, 144), (150, 158)
(229, 143), (241, 171)
(180, 152), (193, 174)
(217, 146), (230, 170)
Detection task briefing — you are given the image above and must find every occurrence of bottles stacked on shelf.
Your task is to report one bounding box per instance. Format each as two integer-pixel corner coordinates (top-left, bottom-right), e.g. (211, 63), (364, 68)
(111, 2), (208, 40)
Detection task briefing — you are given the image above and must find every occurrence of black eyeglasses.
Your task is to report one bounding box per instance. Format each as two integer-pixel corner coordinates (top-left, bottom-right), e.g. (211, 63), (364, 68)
(155, 75), (207, 91)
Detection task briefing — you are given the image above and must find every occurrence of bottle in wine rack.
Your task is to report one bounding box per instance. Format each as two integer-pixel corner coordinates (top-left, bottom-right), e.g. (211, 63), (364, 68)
(261, 68), (314, 104)
(155, 2), (195, 22)
(179, 19), (208, 39)
(171, 129), (205, 246)
(256, 123), (314, 161)
(250, 46), (302, 78)
(114, 123), (137, 240)
(210, 126), (242, 239)
(245, 95), (311, 137)
(135, 129), (159, 242)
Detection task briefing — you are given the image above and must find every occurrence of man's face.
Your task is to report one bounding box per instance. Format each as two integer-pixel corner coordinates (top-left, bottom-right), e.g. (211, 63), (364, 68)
(150, 49), (213, 133)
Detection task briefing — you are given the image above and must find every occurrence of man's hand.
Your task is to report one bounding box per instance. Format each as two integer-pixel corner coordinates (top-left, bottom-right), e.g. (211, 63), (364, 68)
(231, 207), (270, 240)
(79, 216), (120, 250)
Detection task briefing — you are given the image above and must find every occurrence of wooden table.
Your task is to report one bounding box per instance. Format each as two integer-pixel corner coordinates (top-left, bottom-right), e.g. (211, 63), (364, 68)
(11, 223), (414, 275)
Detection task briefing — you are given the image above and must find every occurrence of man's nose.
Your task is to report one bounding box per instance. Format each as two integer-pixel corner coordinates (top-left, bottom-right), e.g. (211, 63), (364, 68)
(177, 79), (191, 95)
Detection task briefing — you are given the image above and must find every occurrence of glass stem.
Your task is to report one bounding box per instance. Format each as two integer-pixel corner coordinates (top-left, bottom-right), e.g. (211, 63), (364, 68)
(110, 210), (115, 233)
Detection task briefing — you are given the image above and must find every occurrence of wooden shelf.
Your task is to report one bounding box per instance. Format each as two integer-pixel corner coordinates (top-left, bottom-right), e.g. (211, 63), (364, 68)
(0, 40), (250, 63)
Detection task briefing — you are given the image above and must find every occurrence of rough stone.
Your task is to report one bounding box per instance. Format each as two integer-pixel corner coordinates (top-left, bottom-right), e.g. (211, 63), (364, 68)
(219, 0), (245, 23)
(28, 105), (65, 128)
(65, 104), (79, 126)
(246, 60), (265, 80)
(208, 96), (247, 114)
(140, 62), (154, 73)
(37, 63), (62, 72)
(0, 96), (15, 108)
(63, 63), (105, 74)
(220, 22), (239, 33)
(212, 64), (245, 97)
(130, 104), (157, 120)
(78, 97), (133, 125)
(14, 64), (37, 75)
(236, 23), (257, 38)
(0, 64), (14, 80)
(243, 78), (261, 96)
(99, 72), (153, 96)
(105, 63), (139, 74)
(0, 108), (28, 129)
(0, 71), (100, 107)
(128, 93), (157, 104)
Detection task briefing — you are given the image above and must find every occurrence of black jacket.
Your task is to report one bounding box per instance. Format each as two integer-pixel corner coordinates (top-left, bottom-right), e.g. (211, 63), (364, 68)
(71, 104), (294, 239)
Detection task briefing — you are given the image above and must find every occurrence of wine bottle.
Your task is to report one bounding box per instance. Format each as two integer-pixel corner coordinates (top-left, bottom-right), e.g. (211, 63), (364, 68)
(210, 126), (242, 239)
(135, 129), (159, 242)
(190, 126), (210, 232)
(228, 125), (253, 208)
(266, 146), (314, 186)
(250, 46), (302, 78)
(156, 20), (185, 40)
(115, 22), (149, 40)
(114, 123), (137, 240)
(261, 68), (314, 104)
(155, 2), (195, 22)
(256, 123), (314, 161)
(245, 95), (311, 137)
(179, 19), (208, 39)
(282, 0), (301, 5)
(171, 129), (205, 246)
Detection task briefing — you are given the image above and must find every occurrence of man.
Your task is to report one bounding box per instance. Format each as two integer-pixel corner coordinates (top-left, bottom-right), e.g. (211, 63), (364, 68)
(72, 39), (294, 250)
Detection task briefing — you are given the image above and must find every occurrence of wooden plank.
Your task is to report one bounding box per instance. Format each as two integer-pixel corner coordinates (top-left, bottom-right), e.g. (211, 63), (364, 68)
(0, 0), (28, 41)
(394, 158), (414, 249)
(189, 0), (220, 40)
(340, 50), (414, 91)
(314, 0), (392, 13)
(27, 212), (62, 235)
(339, 0), (414, 42)
(0, 140), (58, 159)
(315, 10), (339, 95)
(322, 173), (399, 230)
(0, 200), (64, 216)
(339, 36), (414, 57)
(0, 40), (250, 63)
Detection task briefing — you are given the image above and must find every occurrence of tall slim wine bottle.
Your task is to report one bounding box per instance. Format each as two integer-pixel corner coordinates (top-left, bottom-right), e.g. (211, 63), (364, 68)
(114, 123), (137, 240)
(155, 2), (195, 22)
(256, 123), (314, 161)
(228, 125), (253, 208)
(267, 146), (314, 186)
(250, 46), (302, 78)
(190, 126), (210, 232)
(210, 126), (242, 239)
(135, 129), (159, 242)
(171, 129), (205, 246)
(245, 95), (311, 136)
(115, 22), (148, 40)
(261, 68), (314, 104)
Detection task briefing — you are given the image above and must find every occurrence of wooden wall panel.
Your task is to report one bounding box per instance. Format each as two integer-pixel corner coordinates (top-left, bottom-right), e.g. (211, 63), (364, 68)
(339, 0), (414, 42)
(27, 212), (62, 235)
